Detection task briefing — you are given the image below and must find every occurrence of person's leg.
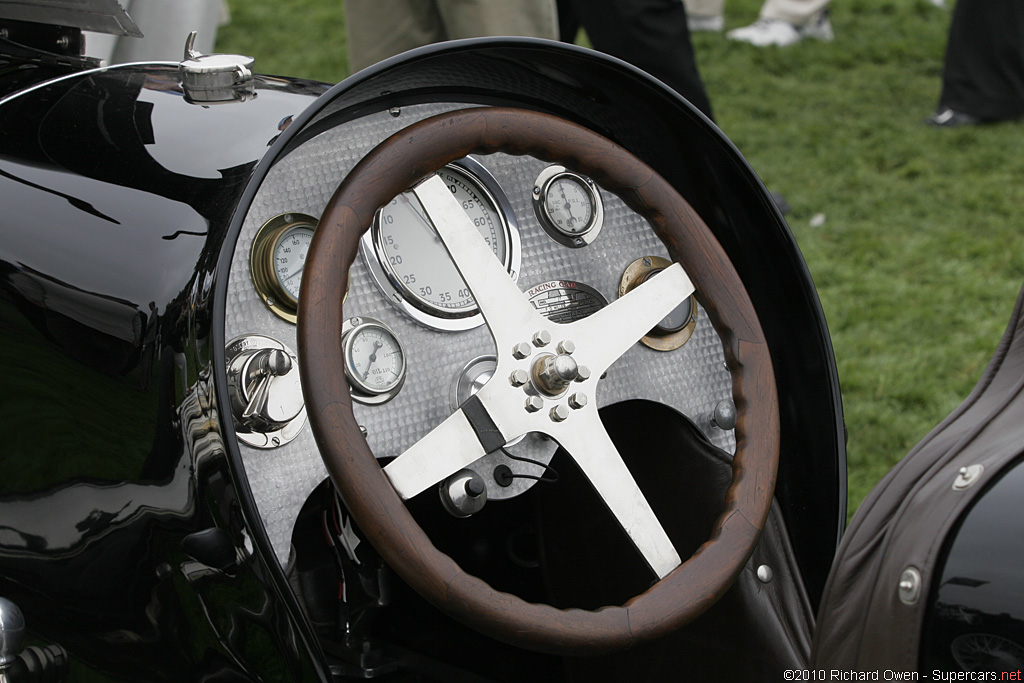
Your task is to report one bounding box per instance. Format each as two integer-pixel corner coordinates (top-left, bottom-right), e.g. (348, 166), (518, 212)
(684, 0), (726, 31)
(936, 0), (1024, 122)
(345, 0), (444, 73)
(566, 0), (714, 119)
(438, 0), (559, 41)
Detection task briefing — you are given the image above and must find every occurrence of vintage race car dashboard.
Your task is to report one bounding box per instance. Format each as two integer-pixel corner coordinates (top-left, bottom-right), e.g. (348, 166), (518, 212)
(223, 102), (737, 564)
(5, 11), (1021, 679)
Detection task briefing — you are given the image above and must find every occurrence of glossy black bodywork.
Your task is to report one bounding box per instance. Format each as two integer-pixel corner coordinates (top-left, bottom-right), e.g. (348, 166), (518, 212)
(921, 456), (1024, 673)
(228, 38), (848, 607)
(0, 64), (329, 681)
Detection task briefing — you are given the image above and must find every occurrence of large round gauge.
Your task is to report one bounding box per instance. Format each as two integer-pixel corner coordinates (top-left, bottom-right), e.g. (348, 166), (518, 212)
(360, 158), (521, 332)
(533, 165), (604, 248)
(342, 317), (407, 405)
(250, 213), (318, 323)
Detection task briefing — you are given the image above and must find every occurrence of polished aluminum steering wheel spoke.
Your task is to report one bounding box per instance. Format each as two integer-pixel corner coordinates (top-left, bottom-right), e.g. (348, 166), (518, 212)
(565, 262), (694, 377)
(411, 175), (546, 347)
(383, 376), (528, 499)
(553, 414), (682, 579)
(383, 405), (490, 500)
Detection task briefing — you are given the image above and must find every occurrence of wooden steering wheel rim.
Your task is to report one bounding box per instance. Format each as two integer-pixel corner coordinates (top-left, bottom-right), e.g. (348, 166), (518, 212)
(297, 107), (779, 655)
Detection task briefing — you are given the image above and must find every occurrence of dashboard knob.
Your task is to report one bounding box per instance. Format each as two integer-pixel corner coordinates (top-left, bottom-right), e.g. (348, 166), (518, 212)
(440, 470), (488, 518)
(710, 399), (737, 431)
(225, 335), (306, 449)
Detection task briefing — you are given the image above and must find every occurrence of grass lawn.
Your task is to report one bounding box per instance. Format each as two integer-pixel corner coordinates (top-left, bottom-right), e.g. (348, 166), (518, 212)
(216, 0), (1024, 519)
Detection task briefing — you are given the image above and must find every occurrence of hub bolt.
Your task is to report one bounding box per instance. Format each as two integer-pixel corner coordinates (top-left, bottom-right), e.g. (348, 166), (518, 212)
(550, 404), (570, 422)
(512, 342), (532, 360)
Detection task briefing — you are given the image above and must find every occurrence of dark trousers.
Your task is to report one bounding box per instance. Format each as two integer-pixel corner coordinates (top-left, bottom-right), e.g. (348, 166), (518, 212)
(558, 0), (715, 120)
(940, 0), (1024, 121)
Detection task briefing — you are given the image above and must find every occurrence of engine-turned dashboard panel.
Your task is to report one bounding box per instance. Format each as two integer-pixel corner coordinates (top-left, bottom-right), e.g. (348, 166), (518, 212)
(223, 103), (736, 562)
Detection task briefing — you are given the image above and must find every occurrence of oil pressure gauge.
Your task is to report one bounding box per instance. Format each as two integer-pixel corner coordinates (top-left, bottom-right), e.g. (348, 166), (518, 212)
(250, 213), (317, 323)
(342, 317), (407, 405)
(533, 165), (604, 248)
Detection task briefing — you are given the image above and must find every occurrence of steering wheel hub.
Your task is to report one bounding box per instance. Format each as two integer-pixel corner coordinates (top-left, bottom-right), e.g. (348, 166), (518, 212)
(531, 351), (579, 396)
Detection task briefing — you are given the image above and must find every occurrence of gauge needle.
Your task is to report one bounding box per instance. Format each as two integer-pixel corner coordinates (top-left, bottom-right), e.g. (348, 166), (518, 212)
(402, 193), (442, 243)
(282, 263), (305, 282)
(363, 340), (383, 379)
(559, 185), (576, 223)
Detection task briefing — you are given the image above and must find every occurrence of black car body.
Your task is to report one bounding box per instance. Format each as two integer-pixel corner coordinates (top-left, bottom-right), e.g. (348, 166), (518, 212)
(1, 3), (1021, 682)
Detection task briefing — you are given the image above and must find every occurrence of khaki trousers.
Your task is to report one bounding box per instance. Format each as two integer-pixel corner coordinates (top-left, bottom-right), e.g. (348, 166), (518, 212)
(345, 0), (559, 72)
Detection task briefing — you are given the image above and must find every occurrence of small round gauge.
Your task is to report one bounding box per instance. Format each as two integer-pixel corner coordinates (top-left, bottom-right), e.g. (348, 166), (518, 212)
(360, 158), (521, 332)
(342, 318), (407, 404)
(250, 213), (318, 323)
(619, 255), (698, 352)
(533, 165), (604, 248)
(651, 290), (697, 335)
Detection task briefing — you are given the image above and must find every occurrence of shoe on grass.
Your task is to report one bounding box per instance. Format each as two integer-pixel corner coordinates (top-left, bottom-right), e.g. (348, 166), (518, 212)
(688, 14), (725, 31)
(727, 11), (834, 46)
(924, 107), (981, 127)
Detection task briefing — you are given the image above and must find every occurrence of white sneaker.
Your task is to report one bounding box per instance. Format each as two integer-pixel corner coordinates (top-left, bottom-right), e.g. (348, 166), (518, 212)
(688, 14), (725, 32)
(727, 12), (834, 46)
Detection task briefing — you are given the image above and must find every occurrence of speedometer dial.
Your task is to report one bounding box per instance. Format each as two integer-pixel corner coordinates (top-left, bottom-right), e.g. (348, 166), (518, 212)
(361, 158), (521, 331)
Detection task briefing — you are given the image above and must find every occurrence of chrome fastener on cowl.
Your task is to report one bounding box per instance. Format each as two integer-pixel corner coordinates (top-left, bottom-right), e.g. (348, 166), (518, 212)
(953, 464), (984, 491)
(898, 567), (922, 605)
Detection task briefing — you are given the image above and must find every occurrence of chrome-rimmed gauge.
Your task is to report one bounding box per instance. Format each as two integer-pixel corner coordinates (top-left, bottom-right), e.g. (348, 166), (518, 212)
(342, 317), (407, 405)
(250, 213), (318, 323)
(532, 165), (604, 248)
(360, 157), (521, 332)
(619, 255), (698, 352)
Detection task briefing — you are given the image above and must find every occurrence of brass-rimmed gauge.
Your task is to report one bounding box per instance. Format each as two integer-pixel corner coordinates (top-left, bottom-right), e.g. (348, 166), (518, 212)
(250, 213), (318, 323)
(532, 165), (604, 248)
(342, 317), (407, 405)
(619, 256), (698, 352)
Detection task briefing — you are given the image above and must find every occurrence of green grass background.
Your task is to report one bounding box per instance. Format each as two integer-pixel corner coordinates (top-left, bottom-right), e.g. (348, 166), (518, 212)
(216, 0), (1024, 519)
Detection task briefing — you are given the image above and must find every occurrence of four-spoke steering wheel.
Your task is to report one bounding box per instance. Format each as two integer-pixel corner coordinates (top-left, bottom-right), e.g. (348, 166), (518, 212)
(298, 107), (779, 655)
